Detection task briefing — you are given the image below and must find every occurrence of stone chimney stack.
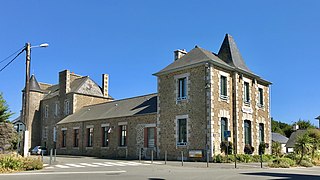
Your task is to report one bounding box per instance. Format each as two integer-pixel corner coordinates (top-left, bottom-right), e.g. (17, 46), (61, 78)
(174, 49), (187, 61)
(59, 70), (71, 96)
(102, 74), (109, 97)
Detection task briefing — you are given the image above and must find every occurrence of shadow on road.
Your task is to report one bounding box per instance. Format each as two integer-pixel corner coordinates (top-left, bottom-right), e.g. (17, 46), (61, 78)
(241, 172), (320, 180)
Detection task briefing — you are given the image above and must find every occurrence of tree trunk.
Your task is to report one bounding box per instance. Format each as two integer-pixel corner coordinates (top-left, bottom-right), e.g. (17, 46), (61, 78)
(298, 147), (304, 165)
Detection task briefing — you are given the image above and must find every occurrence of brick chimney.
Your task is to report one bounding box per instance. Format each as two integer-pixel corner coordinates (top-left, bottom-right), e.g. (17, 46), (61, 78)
(102, 74), (109, 97)
(59, 70), (71, 96)
(174, 49), (187, 61)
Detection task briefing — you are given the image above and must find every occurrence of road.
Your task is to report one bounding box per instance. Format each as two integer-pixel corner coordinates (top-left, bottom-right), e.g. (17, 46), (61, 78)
(0, 156), (320, 180)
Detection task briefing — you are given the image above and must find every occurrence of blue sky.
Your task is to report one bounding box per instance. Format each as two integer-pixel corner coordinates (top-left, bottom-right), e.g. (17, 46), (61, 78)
(0, 0), (319, 125)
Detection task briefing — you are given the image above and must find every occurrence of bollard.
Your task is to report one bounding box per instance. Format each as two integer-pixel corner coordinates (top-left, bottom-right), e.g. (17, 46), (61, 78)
(181, 151), (184, 166)
(139, 148), (141, 162)
(41, 150), (44, 162)
(126, 148), (128, 159)
(260, 153), (263, 168)
(151, 150), (154, 164)
(49, 149), (53, 165)
(165, 150), (167, 165)
(206, 151), (209, 167)
(54, 149), (57, 162)
(234, 153), (237, 169)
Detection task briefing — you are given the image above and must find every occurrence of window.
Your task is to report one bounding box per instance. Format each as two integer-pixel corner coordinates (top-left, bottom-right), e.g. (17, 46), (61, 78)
(220, 75), (227, 99)
(177, 119), (187, 145)
(87, 128), (93, 147)
(259, 123), (264, 143)
(221, 118), (228, 142)
(178, 77), (187, 100)
(74, 129), (79, 147)
(54, 102), (59, 116)
(102, 126), (110, 147)
(119, 125), (127, 147)
(64, 100), (70, 115)
(244, 82), (250, 104)
(244, 120), (252, 145)
(44, 105), (49, 118)
(144, 127), (156, 148)
(43, 127), (48, 139)
(62, 130), (67, 147)
(258, 88), (264, 107)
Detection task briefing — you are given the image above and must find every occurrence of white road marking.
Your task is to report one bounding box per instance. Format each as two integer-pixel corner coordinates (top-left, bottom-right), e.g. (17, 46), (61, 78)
(79, 163), (100, 167)
(116, 162), (142, 166)
(65, 163), (85, 168)
(0, 170), (126, 176)
(55, 165), (71, 168)
(104, 162), (126, 166)
(92, 162), (112, 166)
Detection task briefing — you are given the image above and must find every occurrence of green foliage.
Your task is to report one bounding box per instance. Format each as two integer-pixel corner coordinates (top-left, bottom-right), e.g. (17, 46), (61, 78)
(236, 154), (252, 163)
(300, 160), (313, 167)
(307, 129), (320, 159)
(259, 142), (266, 155)
(268, 157), (296, 168)
(271, 141), (281, 157)
(295, 119), (317, 129)
(220, 141), (233, 155)
(294, 133), (313, 165)
(0, 154), (43, 172)
(271, 118), (293, 137)
(0, 93), (13, 123)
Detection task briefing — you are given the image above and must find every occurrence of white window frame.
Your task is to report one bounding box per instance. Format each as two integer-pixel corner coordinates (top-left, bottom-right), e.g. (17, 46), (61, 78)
(54, 102), (59, 116)
(176, 115), (188, 146)
(44, 105), (49, 118)
(258, 86), (264, 108)
(174, 73), (189, 102)
(64, 100), (70, 115)
(243, 80), (250, 104)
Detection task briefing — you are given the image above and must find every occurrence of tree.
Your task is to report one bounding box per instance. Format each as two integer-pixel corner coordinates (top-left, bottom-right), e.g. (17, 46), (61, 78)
(295, 119), (316, 129)
(271, 118), (293, 137)
(271, 141), (281, 157)
(294, 133), (313, 165)
(0, 92), (13, 122)
(307, 129), (320, 159)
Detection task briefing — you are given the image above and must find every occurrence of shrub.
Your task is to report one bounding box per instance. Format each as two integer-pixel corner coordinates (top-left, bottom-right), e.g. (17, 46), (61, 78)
(259, 143), (266, 155)
(236, 154), (252, 163)
(268, 157), (295, 168)
(214, 154), (223, 163)
(220, 141), (233, 155)
(300, 160), (313, 167)
(0, 154), (43, 172)
(22, 157), (43, 170)
(0, 154), (22, 170)
(244, 144), (254, 154)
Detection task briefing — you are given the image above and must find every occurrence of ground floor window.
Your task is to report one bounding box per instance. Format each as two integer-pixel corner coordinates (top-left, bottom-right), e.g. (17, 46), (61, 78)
(259, 123), (264, 143)
(177, 118), (187, 145)
(87, 128), (93, 147)
(74, 129), (79, 147)
(144, 127), (156, 148)
(244, 120), (252, 145)
(62, 130), (67, 147)
(102, 126), (110, 147)
(119, 125), (127, 147)
(221, 118), (228, 142)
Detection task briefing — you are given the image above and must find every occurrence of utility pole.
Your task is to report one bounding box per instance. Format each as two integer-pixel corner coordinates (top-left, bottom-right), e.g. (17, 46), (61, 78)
(23, 43), (31, 157)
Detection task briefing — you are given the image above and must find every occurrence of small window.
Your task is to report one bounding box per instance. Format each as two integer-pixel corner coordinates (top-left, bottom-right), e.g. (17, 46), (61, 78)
(258, 88), (264, 107)
(244, 82), (250, 104)
(178, 77), (187, 100)
(54, 102), (59, 116)
(62, 130), (67, 147)
(221, 118), (228, 142)
(87, 128), (93, 147)
(259, 123), (264, 143)
(144, 127), (156, 148)
(119, 125), (127, 147)
(102, 126), (110, 147)
(74, 129), (79, 147)
(220, 75), (228, 99)
(43, 127), (48, 139)
(64, 100), (70, 115)
(44, 105), (49, 118)
(177, 119), (187, 145)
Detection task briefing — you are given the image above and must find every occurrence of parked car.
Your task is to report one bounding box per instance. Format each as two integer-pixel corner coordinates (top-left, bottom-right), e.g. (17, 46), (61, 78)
(31, 146), (47, 155)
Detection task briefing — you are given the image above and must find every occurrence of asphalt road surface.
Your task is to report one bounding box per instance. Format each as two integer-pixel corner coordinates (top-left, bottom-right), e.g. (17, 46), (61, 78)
(0, 156), (320, 180)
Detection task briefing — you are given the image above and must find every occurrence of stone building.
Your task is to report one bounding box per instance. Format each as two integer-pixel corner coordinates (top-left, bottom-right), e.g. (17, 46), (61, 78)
(22, 70), (112, 151)
(23, 34), (271, 160)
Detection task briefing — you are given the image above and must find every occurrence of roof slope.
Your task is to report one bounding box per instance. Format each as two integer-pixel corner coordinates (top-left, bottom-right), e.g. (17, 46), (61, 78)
(285, 129), (307, 148)
(218, 34), (252, 73)
(272, 132), (289, 144)
(29, 75), (43, 92)
(58, 93), (157, 124)
(155, 46), (232, 75)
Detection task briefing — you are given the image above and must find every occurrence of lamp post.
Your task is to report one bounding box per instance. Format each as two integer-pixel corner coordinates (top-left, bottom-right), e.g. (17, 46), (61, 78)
(315, 116), (320, 129)
(22, 42), (48, 157)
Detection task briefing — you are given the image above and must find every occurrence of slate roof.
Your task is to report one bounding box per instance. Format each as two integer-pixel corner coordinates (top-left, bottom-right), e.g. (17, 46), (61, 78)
(285, 129), (307, 148)
(154, 34), (270, 84)
(29, 75), (43, 92)
(272, 132), (289, 144)
(58, 93), (157, 124)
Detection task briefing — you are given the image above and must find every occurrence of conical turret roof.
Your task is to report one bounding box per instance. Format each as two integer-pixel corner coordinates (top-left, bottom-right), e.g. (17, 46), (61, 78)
(29, 75), (43, 92)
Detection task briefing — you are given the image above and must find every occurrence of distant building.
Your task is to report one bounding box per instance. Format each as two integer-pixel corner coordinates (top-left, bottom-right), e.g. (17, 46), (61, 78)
(285, 129), (307, 153)
(272, 132), (288, 154)
(23, 34), (272, 160)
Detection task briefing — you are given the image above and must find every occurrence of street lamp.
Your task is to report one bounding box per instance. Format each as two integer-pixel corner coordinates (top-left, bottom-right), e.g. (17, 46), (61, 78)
(315, 116), (320, 129)
(23, 42), (49, 157)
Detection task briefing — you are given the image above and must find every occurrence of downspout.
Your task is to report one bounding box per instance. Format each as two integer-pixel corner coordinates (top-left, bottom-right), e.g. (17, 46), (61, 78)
(232, 72), (238, 157)
(204, 62), (212, 160)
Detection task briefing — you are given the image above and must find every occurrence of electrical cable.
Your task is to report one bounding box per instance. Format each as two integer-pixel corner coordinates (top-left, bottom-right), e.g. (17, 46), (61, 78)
(0, 49), (25, 72)
(0, 47), (25, 64)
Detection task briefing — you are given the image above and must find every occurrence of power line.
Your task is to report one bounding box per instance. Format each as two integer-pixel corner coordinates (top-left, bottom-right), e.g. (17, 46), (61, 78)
(0, 49), (25, 72)
(0, 47), (25, 64)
